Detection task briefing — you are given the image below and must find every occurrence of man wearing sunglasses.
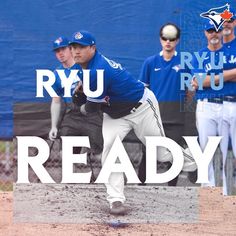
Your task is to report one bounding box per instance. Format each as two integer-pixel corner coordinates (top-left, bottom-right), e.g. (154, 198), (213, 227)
(138, 23), (191, 186)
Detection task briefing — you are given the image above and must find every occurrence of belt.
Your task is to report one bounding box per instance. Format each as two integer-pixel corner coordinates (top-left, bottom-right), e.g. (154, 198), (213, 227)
(200, 98), (223, 104)
(130, 102), (142, 113)
(223, 96), (236, 102)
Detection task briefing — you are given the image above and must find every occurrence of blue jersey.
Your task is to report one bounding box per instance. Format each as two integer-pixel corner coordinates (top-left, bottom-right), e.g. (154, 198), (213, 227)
(139, 51), (186, 102)
(191, 46), (228, 99)
(53, 63), (82, 103)
(80, 51), (145, 118)
(223, 38), (236, 96)
(83, 51), (144, 103)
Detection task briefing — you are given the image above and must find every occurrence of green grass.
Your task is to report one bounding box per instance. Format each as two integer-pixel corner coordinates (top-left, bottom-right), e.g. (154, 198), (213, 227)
(0, 182), (13, 191)
(0, 142), (5, 152)
(0, 141), (14, 153)
(231, 186), (236, 196)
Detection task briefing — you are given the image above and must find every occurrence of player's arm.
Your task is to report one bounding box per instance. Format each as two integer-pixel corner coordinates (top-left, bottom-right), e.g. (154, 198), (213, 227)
(223, 67), (236, 82)
(49, 70), (62, 140)
(192, 68), (236, 88)
(203, 68), (236, 87)
(49, 97), (61, 140)
(182, 65), (196, 98)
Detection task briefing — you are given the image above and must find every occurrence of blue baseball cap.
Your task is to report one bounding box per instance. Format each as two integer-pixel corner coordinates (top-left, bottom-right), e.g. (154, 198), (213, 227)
(70, 31), (96, 46)
(53, 36), (69, 51)
(204, 20), (223, 31)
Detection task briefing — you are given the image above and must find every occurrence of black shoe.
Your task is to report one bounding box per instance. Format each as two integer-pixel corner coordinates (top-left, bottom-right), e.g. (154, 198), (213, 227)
(188, 169), (198, 183)
(138, 182), (146, 186)
(110, 201), (127, 215)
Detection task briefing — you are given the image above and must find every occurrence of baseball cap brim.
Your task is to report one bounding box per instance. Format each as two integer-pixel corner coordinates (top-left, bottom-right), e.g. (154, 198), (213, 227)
(53, 44), (69, 51)
(69, 40), (92, 46)
(205, 26), (215, 31)
(52, 36), (70, 51)
(204, 21), (223, 31)
(70, 31), (96, 46)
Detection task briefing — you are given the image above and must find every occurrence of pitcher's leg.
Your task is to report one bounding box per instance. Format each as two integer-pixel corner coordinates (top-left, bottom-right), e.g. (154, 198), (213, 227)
(133, 98), (165, 144)
(133, 99), (172, 165)
(134, 99), (196, 172)
(102, 113), (132, 205)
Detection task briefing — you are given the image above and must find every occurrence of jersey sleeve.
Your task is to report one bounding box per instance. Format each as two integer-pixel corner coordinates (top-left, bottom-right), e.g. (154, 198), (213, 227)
(52, 70), (63, 97)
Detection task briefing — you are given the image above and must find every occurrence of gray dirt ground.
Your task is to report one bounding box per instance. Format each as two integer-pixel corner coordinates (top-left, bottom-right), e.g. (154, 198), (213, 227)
(13, 140), (200, 225)
(13, 184), (198, 224)
(1, 188), (236, 236)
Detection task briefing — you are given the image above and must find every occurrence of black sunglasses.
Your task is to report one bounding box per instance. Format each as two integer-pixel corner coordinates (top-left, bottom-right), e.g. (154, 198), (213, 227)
(226, 18), (235, 23)
(161, 36), (177, 42)
(206, 28), (222, 34)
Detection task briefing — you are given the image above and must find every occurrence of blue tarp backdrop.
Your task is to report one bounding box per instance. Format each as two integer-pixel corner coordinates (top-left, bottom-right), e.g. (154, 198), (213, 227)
(0, 0), (235, 139)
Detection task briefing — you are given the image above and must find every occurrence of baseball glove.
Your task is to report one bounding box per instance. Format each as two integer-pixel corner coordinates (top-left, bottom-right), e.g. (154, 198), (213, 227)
(72, 90), (87, 106)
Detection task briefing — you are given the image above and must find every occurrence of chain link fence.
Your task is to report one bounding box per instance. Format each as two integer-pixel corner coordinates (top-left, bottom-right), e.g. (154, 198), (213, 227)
(0, 138), (235, 194)
(0, 141), (14, 191)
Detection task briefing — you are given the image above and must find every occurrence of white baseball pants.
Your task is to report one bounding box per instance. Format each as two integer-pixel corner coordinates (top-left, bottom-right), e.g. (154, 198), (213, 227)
(196, 99), (223, 187)
(102, 89), (196, 205)
(220, 101), (236, 195)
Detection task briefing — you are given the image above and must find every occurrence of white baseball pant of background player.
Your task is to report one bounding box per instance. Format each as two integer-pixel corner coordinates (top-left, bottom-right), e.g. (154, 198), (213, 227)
(196, 99), (223, 187)
(220, 101), (236, 195)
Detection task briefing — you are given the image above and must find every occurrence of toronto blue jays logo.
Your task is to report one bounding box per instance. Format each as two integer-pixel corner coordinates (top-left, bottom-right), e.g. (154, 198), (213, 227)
(54, 37), (63, 45)
(75, 32), (83, 40)
(200, 3), (234, 31)
(172, 65), (181, 72)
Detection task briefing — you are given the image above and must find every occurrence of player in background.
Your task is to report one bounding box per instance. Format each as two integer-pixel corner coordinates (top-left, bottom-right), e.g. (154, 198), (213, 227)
(69, 30), (197, 215)
(192, 14), (236, 194)
(49, 36), (103, 156)
(138, 23), (189, 186)
(220, 10), (236, 195)
(191, 21), (226, 188)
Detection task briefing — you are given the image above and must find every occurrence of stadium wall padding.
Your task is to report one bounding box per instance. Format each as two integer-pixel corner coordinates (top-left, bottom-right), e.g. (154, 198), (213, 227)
(0, 0), (235, 138)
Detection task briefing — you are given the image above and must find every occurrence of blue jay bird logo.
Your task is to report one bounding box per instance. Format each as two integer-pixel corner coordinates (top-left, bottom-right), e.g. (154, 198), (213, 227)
(54, 37), (63, 45)
(200, 3), (234, 31)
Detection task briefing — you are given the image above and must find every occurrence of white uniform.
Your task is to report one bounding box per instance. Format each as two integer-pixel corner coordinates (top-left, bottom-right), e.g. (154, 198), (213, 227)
(102, 88), (196, 204)
(221, 38), (236, 195)
(81, 50), (196, 205)
(196, 99), (223, 186)
(192, 46), (226, 187)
